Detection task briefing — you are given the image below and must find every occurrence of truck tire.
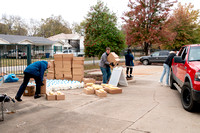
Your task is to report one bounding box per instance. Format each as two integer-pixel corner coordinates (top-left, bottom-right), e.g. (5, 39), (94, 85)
(142, 60), (149, 65)
(170, 71), (176, 90)
(181, 82), (196, 112)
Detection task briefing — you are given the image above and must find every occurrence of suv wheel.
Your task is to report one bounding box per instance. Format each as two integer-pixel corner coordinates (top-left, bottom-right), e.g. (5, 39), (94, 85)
(142, 60), (149, 65)
(170, 71), (176, 90)
(181, 82), (196, 112)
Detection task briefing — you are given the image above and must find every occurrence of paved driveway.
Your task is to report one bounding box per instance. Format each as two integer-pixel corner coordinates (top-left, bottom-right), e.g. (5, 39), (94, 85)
(0, 65), (199, 133)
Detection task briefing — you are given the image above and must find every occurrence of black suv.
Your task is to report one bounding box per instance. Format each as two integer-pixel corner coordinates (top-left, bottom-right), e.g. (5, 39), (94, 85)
(139, 50), (169, 65)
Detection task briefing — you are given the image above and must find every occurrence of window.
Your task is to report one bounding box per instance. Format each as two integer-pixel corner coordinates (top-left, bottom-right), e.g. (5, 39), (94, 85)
(159, 51), (169, 56)
(181, 47), (188, 60)
(35, 46), (44, 51)
(152, 52), (159, 57)
(54, 46), (62, 53)
(178, 47), (184, 56)
(189, 46), (200, 61)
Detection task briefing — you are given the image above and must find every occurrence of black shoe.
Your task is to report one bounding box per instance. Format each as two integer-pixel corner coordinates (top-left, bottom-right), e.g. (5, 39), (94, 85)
(126, 75), (130, 78)
(130, 75), (133, 78)
(34, 95), (41, 99)
(15, 96), (22, 102)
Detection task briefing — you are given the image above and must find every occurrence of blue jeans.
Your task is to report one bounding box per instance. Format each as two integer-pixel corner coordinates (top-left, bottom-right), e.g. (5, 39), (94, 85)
(160, 63), (170, 85)
(100, 67), (111, 84)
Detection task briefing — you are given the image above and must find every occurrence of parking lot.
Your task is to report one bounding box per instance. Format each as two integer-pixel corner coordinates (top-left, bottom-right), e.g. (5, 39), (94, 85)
(0, 65), (200, 133)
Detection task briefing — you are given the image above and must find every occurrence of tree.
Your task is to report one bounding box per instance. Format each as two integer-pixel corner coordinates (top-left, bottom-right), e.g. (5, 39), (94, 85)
(72, 21), (86, 35)
(167, 3), (200, 49)
(28, 19), (41, 36)
(0, 23), (9, 34)
(36, 15), (72, 38)
(84, 0), (125, 58)
(122, 0), (176, 55)
(0, 15), (28, 35)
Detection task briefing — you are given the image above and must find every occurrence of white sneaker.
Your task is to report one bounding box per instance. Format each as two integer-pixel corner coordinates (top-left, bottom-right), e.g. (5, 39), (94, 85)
(158, 81), (163, 86)
(164, 84), (169, 87)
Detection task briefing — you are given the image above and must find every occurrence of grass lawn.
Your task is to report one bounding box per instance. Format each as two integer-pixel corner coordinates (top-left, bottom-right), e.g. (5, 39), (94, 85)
(84, 63), (100, 70)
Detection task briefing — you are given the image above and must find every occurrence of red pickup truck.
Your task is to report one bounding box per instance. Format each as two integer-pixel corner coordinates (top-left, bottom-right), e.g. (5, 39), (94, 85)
(170, 44), (200, 111)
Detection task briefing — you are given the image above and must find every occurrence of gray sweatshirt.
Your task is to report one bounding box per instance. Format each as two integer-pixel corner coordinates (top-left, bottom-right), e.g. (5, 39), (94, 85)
(99, 52), (110, 68)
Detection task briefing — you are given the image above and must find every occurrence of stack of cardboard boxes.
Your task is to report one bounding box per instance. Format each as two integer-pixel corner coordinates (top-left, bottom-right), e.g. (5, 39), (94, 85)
(47, 60), (55, 79)
(63, 54), (73, 80)
(54, 54), (73, 80)
(72, 57), (84, 81)
(46, 91), (65, 100)
(54, 54), (64, 79)
(83, 83), (123, 97)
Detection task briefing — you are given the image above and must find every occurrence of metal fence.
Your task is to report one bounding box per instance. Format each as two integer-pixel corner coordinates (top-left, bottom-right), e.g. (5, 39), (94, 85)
(0, 44), (161, 76)
(0, 44), (86, 76)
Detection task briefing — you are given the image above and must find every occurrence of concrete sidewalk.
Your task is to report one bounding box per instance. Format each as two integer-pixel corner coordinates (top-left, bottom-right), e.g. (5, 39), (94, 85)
(0, 65), (199, 133)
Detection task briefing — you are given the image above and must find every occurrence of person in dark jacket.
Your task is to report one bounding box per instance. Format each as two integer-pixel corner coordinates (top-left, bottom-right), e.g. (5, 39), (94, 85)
(99, 47), (114, 84)
(125, 48), (134, 78)
(159, 51), (176, 86)
(15, 61), (50, 101)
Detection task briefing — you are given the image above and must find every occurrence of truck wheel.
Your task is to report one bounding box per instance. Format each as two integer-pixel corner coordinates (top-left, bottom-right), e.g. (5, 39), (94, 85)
(181, 82), (196, 112)
(170, 71), (176, 90)
(142, 60), (149, 65)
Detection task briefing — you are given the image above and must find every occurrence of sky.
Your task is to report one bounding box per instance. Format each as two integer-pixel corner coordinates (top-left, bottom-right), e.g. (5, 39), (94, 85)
(0, 0), (199, 27)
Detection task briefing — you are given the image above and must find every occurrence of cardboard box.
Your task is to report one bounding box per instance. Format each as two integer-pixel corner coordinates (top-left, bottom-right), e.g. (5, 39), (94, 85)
(46, 93), (56, 100)
(72, 63), (84, 68)
(23, 85), (35, 96)
(56, 93), (65, 100)
(47, 74), (55, 79)
(103, 87), (109, 93)
(40, 79), (46, 94)
(54, 54), (63, 61)
(84, 83), (94, 88)
(54, 61), (63, 68)
(55, 68), (67, 74)
(95, 90), (107, 97)
(72, 68), (84, 75)
(83, 88), (95, 94)
(64, 77), (73, 80)
(55, 74), (64, 79)
(73, 61), (84, 65)
(63, 61), (72, 67)
(63, 54), (73, 61)
(107, 52), (120, 65)
(83, 78), (96, 84)
(64, 74), (72, 78)
(73, 75), (83, 81)
(73, 57), (84, 61)
(63, 68), (72, 73)
(108, 88), (122, 94)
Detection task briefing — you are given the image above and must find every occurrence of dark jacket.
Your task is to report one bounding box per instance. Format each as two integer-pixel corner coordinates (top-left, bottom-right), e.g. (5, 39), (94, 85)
(125, 53), (134, 66)
(24, 61), (48, 82)
(165, 53), (176, 67)
(99, 52), (110, 68)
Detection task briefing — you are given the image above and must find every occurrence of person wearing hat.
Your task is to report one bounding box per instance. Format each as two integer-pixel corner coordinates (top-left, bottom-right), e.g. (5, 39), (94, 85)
(15, 61), (51, 102)
(159, 50), (176, 86)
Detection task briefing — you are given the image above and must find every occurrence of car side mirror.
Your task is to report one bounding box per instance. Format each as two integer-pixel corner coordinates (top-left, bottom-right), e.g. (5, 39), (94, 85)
(174, 56), (185, 63)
